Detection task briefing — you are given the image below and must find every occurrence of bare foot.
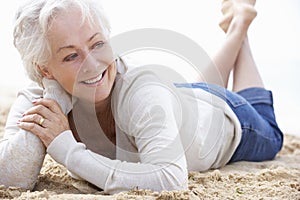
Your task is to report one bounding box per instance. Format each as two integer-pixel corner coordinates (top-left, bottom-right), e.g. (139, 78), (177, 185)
(219, 0), (257, 33)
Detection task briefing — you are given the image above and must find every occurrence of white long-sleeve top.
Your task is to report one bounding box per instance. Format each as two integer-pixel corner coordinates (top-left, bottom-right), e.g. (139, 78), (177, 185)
(0, 83), (46, 189)
(0, 56), (242, 194)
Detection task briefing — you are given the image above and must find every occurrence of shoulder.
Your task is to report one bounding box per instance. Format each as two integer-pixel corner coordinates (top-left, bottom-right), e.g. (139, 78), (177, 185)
(9, 81), (43, 112)
(17, 81), (43, 101)
(5, 81), (43, 128)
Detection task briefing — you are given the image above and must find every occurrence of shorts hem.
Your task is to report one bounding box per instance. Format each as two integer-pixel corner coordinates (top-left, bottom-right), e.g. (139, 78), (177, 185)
(237, 87), (273, 105)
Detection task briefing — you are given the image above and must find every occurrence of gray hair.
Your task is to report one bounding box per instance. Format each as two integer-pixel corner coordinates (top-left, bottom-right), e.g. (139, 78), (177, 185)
(13, 0), (111, 85)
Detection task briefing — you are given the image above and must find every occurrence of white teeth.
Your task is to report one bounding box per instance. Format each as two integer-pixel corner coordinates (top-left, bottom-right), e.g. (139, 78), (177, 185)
(83, 72), (103, 84)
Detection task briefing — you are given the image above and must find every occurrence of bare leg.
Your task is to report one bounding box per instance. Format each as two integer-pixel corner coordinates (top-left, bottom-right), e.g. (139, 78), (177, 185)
(232, 36), (264, 92)
(204, 2), (257, 88)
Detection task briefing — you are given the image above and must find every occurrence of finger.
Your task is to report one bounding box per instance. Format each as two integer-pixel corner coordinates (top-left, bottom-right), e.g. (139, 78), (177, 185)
(20, 114), (47, 127)
(33, 98), (63, 114)
(17, 121), (52, 147)
(17, 121), (44, 138)
(23, 104), (53, 120)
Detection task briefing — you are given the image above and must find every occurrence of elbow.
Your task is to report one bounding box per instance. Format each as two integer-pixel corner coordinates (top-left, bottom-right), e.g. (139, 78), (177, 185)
(0, 177), (36, 191)
(0, 141), (44, 191)
(159, 165), (189, 192)
(0, 158), (38, 191)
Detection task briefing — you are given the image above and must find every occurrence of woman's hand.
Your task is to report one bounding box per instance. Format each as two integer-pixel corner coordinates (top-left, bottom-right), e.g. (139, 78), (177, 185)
(18, 98), (70, 147)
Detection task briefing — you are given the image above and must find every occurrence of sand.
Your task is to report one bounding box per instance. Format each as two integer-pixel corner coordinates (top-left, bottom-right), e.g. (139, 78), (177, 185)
(0, 94), (299, 200)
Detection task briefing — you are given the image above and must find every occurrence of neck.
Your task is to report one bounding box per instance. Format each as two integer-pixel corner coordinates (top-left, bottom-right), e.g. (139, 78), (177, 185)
(95, 97), (111, 116)
(76, 94), (111, 115)
(95, 96), (116, 144)
(75, 95), (116, 144)
(75, 92), (116, 144)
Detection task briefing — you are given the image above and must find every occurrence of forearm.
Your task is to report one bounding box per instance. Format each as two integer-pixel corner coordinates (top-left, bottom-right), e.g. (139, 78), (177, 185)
(47, 131), (188, 194)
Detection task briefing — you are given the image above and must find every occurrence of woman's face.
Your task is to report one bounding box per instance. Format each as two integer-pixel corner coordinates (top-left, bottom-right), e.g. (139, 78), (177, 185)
(43, 8), (116, 104)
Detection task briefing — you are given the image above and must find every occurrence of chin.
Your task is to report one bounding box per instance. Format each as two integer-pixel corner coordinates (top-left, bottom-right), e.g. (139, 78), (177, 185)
(75, 63), (116, 104)
(94, 89), (111, 103)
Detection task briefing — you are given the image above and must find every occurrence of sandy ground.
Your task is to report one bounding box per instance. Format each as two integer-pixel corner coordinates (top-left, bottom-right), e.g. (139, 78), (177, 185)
(0, 94), (299, 200)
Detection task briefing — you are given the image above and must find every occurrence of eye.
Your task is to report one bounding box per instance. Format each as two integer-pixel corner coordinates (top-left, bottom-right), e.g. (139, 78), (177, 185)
(92, 41), (105, 49)
(63, 53), (78, 62)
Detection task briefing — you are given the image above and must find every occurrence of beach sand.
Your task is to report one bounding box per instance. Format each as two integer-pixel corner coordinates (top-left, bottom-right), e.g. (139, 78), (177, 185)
(0, 94), (299, 200)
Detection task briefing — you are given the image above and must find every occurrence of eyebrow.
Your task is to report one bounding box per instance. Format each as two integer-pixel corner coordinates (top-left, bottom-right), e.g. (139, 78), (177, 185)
(56, 32), (102, 54)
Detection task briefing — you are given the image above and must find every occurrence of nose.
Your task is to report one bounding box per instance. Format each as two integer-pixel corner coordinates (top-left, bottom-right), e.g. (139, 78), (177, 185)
(81, 53), (99, 73)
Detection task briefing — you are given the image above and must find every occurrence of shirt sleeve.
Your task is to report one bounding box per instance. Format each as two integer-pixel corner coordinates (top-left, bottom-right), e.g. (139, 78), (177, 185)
(0, 82), (46, 189)
(47, 73), (188, 194)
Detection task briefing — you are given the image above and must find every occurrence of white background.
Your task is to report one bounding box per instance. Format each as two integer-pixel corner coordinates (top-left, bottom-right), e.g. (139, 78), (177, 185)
(1, 0), (299, 136)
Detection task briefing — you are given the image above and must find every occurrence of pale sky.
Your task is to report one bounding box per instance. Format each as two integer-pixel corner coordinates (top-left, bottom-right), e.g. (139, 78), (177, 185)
(0, 0), (299, 135)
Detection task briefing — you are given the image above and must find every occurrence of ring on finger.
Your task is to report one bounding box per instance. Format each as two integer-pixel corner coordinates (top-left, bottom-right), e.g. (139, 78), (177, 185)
(38, 117), (45, 126)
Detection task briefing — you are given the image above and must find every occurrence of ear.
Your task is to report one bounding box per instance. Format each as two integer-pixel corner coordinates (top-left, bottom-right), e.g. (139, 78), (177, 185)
(37, 65), (55, 79)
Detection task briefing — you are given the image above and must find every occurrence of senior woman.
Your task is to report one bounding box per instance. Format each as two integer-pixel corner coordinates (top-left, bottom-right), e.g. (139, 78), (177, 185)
(0, 0), (283, 194)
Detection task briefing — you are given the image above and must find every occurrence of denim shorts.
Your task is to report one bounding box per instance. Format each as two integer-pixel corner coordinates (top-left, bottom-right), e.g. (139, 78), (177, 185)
(175, 82), (284, 163)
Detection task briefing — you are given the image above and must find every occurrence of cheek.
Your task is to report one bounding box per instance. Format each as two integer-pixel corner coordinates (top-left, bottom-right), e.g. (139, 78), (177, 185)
(52, 70), (78, 94)
(109, 62), (117, 79)
(46, 58), (81, 95)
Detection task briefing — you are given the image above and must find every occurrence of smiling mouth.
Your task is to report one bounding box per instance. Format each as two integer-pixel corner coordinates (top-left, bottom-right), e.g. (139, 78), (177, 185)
(81, 70), (107, 85)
